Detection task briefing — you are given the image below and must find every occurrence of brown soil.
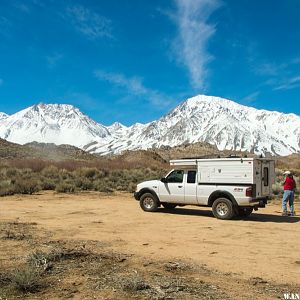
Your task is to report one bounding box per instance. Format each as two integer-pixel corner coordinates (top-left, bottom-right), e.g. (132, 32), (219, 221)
(0, 191), (299, 299)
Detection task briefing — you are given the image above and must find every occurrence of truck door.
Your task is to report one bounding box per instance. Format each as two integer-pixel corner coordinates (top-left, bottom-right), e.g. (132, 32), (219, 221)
(261, 161), (271, 196)
(184, 170), (198, 204)
(159, 170), (185, 203)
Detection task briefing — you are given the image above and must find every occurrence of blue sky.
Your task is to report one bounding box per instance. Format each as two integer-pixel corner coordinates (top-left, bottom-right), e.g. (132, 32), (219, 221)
(0, 0), (300, 125)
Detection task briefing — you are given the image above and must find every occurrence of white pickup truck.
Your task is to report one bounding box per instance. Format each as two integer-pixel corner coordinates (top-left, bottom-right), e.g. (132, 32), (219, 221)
(134, 157), (275, 219)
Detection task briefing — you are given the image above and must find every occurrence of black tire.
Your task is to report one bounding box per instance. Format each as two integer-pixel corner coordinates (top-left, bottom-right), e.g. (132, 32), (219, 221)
(238, 207), (253, 217)
(140, 193), (159, 212)
(212, 198), (235, 220)
(162, 203), (177, 209)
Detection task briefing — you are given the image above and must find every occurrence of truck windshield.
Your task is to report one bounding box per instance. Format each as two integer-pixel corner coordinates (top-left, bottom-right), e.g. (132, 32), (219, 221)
(166, 170), (184, 183)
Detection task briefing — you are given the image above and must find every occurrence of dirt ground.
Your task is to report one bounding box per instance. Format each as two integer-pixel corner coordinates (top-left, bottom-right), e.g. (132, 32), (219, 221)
(0, 191), (299, 299)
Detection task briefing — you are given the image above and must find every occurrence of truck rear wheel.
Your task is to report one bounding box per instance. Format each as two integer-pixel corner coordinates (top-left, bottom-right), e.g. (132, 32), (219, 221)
(162, 203), (177, 209)
(140, 193), (159, 212)
(212, 198), (235, 220)
(238, 207), (253, 217)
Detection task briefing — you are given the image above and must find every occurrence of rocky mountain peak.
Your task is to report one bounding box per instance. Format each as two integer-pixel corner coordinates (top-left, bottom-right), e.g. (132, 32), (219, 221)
(0, 95), (299, 156)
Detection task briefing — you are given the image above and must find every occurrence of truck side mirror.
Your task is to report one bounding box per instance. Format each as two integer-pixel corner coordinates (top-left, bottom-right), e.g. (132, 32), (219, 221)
(161, 177), (167, 183)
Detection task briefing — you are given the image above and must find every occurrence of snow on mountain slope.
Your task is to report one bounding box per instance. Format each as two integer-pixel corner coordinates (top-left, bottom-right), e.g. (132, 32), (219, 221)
(106, 122), (129, 138)
(0, 112), (8, 120)
(86, 95), (300, 156)
(0, 96), (299, 156)
(0, 104), (111, 148)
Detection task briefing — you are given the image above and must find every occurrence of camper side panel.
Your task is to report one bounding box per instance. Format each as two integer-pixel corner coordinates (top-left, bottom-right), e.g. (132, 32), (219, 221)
(197, 159), (254, 184)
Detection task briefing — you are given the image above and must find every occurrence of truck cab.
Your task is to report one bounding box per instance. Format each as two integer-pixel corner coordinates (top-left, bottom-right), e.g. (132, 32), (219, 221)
(134, 157), (275, 220)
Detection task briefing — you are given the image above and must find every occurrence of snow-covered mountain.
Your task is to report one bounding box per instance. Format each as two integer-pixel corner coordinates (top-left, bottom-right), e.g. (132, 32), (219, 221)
(0, 95), (299, 156)
(0, 104), (111, 148)
(0, 112), (8, 120)
(86, 95), (300, 156)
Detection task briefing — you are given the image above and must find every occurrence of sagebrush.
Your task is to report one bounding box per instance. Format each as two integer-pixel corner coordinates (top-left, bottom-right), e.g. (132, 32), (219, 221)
(0, 162), (165, 196)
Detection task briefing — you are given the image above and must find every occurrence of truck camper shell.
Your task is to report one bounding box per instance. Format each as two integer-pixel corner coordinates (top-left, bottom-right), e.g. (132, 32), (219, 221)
(170, 157), (275, 196)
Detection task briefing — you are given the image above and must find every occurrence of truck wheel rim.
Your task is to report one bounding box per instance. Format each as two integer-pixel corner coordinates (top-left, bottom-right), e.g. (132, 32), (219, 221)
(144, 197), (154, 209)
(216, 202), (228, 216)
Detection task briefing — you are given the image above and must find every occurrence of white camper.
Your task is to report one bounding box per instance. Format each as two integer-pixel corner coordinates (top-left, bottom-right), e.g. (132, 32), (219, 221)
(134, 157), (275, 220)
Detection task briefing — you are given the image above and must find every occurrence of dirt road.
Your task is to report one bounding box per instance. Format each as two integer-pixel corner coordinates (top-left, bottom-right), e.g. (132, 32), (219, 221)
(1, 191), (300, 299)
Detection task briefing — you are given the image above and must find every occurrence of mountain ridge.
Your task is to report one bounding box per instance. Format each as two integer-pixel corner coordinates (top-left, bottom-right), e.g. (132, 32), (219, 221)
(0, 95), (299, 156)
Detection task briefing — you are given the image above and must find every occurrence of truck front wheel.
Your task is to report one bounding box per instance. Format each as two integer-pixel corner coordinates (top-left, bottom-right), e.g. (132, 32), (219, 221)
(212, 198), (235, 220)
(140, 193), (159, 212)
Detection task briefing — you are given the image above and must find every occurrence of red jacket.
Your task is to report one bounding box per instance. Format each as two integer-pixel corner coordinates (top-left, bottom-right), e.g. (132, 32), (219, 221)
(284, 176), (296, 190)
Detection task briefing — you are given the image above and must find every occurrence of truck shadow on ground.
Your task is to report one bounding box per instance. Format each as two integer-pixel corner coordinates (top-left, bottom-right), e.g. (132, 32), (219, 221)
(158, 208), (300, 223)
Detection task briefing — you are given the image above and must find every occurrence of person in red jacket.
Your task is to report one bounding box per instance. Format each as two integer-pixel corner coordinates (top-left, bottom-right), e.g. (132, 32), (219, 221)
(282, 171), (296, 216)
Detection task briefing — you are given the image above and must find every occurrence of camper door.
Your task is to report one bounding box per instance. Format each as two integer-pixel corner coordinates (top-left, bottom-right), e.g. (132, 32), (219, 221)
(261, 161), (271, 196)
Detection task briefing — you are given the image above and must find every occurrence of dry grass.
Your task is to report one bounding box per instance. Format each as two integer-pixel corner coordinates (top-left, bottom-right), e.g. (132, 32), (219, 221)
(0, 236), (294, 300)
(0, 221), (37, 240)
(12, 266), (41, 292)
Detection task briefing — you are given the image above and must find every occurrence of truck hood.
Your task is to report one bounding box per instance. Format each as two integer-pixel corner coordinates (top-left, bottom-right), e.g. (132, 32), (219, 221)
(137, 180), (160, 191)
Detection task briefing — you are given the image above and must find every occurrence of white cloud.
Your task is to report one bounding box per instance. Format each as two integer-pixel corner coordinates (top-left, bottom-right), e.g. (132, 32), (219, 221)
(0, 16), (12, 37)
(173, 0), (221, 89)
(242, 91), (260, 104)
(255, 63), (281, 76)
(94, 70), (171, 107)
(13, 2), (31, 13)
(95, 70), (146, 94)
(273, 76), (300, 91)
(66, 5), (112, 39)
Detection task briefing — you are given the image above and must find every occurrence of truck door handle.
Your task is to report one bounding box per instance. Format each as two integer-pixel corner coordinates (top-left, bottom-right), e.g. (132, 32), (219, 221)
(178, 185), (183, 188)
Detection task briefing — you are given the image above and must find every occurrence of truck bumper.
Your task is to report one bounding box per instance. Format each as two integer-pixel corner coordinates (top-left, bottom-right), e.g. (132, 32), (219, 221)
(250, 197), (268, 208)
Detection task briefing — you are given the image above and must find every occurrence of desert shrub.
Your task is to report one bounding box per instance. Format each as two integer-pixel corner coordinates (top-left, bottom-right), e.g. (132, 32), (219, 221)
(13, 178), (41, 195)
(79, 167), (98, 179)
(6, 167), (19, 177)
(12, 266), (40, 292)
(272, 183), (282, 196)
(120, 273), (149, 292)
(55, 182), (76, 193)
(95, 169), (107, 179)
(127, 182), (137, 193)
(19, 168), (34, 177)
(40, 179), (56, 190)
(58, 169), (70, 180)
(0, 180), (15, 196)
(41, 165), (59, 179)
(1, 221), (34, 240)
(0, 159), (167, 194)
(94, 180), (114, 193)
(74, 177), (93, 190)
(58, 169), (76, 182)
(99, 186), (114, 193)
(27, 250), (50, 271)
